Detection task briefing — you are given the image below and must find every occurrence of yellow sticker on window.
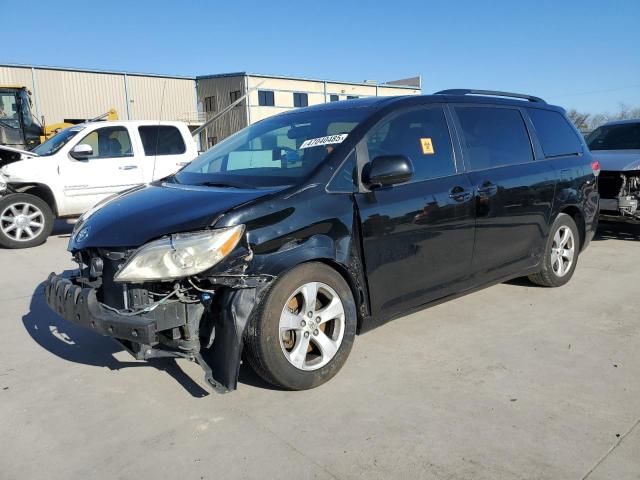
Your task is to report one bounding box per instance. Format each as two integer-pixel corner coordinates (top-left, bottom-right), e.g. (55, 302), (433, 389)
(420, 138), (435, 155)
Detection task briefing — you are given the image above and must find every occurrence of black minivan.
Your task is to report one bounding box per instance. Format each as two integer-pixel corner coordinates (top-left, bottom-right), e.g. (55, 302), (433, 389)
(45, 90), (599, 392)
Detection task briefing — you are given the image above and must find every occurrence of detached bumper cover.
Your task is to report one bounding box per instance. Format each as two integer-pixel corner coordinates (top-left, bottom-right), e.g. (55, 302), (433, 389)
(44, 273), (184, 345)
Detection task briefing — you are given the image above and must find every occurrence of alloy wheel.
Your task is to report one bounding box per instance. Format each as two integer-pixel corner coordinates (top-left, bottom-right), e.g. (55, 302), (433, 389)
(279, 281), (346, 371)
(0, 202), (46, 242)
(550, 225), (575, 277)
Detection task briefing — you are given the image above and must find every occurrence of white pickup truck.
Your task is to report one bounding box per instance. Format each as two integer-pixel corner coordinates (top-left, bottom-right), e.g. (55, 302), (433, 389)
(0, 120), (198, 248)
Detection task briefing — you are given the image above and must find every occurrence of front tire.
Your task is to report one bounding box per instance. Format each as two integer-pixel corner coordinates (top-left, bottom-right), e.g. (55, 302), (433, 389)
(0, 193), (54, 249)
(528, 213), (580, 287)
(244, 262), (357, 390)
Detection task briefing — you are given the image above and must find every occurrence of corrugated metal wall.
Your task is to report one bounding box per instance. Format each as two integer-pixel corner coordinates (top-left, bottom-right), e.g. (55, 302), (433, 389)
(0, 66), (34, 91)
(197, 75), (248, 147)
(36, 68), (129, 122)
(127, 76), (196, 122)
(0, 65), (197, 125)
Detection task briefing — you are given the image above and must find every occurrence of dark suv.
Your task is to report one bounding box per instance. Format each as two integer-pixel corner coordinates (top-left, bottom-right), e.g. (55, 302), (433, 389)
(45, 89), (599, 392)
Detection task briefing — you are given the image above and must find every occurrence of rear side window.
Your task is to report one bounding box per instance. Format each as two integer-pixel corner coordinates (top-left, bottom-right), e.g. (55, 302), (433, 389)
(528, 109), (582, 157)
(455, 107), (533, 170)
(366, 106), (456, 182)
(138, 126), (186, 156)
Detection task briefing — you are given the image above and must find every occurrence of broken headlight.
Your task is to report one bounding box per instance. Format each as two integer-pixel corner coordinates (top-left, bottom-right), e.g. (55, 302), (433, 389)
(114, 225), (245, 283)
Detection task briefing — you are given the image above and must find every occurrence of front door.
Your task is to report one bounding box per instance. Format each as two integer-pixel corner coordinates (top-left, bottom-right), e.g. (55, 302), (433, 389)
(60, 125), (144, 214)
(355, 105), (476, 321)
(452, 105), (556, 280)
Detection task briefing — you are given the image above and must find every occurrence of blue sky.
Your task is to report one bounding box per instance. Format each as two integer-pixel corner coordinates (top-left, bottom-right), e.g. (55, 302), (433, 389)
(4, 0), (639, 113)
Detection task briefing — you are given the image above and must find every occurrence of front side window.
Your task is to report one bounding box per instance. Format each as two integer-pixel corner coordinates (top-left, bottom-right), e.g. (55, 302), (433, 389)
(366, 106), (456, 182)
(294, 93), (308, 108)
(528, 108), (582, 157)
(327, 151), (356, 192)
(258, 90), (275, 107)
(455, 107), (533, 170)
(0, 93), (22, 140)
(0, 92), (18, 119)
(587, 123), (640, 150)
(138, 126), (186, 156)
(173, 108), (371, 188)
(77, 126), (132, 159)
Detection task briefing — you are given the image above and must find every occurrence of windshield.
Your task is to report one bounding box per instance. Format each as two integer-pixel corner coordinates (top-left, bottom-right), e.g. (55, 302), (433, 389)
(587, 123), (640, 150)
(32, 126), (85, 156)
(174, 108), (370, 188)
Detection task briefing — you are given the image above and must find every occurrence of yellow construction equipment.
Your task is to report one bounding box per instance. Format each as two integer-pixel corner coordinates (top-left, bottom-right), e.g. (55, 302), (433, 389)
(0, 85), (117, 150)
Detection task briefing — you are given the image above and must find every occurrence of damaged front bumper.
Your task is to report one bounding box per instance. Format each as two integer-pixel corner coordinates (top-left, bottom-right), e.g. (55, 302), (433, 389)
(599, 171), (640, 222)
(44, 272), (263, 393)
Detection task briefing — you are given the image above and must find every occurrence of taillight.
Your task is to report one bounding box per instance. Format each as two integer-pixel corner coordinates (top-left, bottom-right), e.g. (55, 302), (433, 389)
(591, 160), (600, 176)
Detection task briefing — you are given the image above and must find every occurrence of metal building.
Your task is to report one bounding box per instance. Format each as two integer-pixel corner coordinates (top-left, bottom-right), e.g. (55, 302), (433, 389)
(196, 72), (422, 147)
(1, 64), (422, 149)
(0, 64), (199, 127)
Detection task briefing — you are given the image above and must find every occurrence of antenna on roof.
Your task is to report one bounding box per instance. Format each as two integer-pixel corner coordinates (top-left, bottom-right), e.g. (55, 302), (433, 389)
(152, 80), (167, 180)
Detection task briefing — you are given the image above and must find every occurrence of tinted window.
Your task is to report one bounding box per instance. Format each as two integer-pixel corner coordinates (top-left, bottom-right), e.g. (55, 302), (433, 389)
(327, 151), (356, 192)
(293, 93), (308, 108)
(587, 123), (640, 150)
(175, 108), (369, 188)
(204, 96), (216, 112)
(367, 106), (456, 182)
(230, 90), (242, 104)
(78, 126), (132, 159)
(330, 94), (339, 102)
(138, 126), (186, 156)
(528, 108), (582, 157)
(455, 107), (533, 170)
(258, 90), (275, 106)
(347, 96), (359, 100)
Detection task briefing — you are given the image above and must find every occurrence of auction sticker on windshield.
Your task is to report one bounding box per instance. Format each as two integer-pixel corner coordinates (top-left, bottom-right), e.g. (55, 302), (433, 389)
(300, 134), (348, 149)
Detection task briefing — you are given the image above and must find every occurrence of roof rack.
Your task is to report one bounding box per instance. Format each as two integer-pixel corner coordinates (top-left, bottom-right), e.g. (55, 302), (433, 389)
(434, 89), (546, 104)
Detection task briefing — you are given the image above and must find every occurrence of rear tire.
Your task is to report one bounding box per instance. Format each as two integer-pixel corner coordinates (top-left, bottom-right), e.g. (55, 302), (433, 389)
(0, 193), (54, 249)
(528, 213), (580, 287)
(244, 262), (357, 390)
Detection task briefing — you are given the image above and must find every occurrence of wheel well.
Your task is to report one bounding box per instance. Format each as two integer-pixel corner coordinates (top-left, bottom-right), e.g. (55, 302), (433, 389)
(18, 184), (57, 216)
(311, 258), (368, 333)
(560, 206), (585, 249)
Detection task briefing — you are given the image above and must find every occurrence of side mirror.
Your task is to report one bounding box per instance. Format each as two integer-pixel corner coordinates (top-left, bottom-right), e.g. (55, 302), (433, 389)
(362, 155), (413, 189)
(70, 144), (93, 160)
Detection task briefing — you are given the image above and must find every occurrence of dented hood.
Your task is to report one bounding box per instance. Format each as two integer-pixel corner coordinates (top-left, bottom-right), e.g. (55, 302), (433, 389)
(593, 150), (640, 172)
(68, 181), (282, 250)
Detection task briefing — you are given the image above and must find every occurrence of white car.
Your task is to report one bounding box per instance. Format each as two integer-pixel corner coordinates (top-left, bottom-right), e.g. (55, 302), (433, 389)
(0, 120), (198, 248)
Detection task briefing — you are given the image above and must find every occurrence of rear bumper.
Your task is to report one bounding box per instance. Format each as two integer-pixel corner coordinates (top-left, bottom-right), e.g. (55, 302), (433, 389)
(45, 273), (162, 344)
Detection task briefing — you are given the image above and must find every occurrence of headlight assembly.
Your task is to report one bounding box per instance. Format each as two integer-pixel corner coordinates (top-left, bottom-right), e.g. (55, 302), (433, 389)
(114, 225), (245, 283)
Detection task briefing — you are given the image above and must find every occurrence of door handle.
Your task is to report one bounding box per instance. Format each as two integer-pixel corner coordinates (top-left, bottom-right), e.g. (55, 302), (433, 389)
(176, 161), (189, 167)
(449, 186), (472, 202)
(119, 165), (138, 170)
(477, 181), (498, 196)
